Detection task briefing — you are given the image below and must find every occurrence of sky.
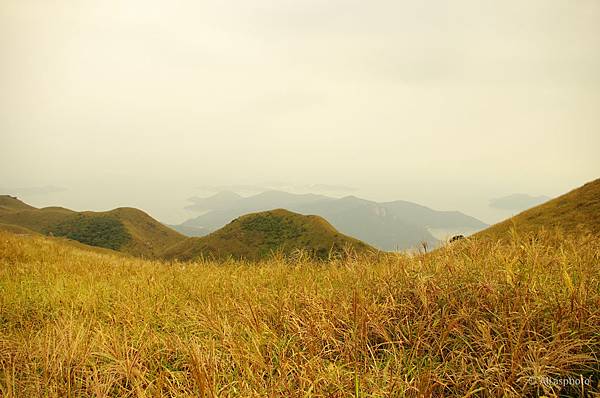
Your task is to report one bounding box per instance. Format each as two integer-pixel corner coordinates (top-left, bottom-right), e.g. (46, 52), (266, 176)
(1, 0), (599, 224)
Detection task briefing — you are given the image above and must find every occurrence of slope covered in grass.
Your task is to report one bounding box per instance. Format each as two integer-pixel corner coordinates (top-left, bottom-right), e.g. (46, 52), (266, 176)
(1, 229), (598, 397)
(0, 196), (186, 257)
(162, 209), (374, 261)
(477, 178), (600, 240)
(0, 195), (36, 212)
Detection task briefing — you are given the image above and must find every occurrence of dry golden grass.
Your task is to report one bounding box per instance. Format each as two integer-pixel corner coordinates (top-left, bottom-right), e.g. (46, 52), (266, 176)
(0, 229), (599, 397)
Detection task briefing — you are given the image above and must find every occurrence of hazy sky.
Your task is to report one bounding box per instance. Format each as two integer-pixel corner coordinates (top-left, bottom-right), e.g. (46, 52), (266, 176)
(1, 0), (599, 223)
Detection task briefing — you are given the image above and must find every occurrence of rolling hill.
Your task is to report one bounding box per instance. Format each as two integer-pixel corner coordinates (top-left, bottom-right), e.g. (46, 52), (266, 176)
(476, 178), (600, 239)
(161, 209), (374, 261)
(177, 191), (488, 250)
(0, 195), (37, 212)
(0, 195), (186, 257)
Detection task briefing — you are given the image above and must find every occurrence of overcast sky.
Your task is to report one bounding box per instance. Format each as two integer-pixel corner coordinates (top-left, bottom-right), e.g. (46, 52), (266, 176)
(1, 0), (599, 223)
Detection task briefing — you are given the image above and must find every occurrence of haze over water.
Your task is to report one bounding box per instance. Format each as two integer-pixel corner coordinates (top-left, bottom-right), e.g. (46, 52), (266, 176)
(2, 0), (599, 223)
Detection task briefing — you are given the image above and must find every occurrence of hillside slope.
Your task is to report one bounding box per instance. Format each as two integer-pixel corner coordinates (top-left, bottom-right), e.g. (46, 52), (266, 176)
(0, 195), (186, 257)
(162, 209), (374, 261)
(476, 178), (600, 239)
(0, 195), (37, 212)
(1, 222), (599, 396)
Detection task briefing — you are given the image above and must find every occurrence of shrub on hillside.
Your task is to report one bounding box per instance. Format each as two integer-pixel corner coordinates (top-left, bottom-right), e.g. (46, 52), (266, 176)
(45, 215), (131, 250)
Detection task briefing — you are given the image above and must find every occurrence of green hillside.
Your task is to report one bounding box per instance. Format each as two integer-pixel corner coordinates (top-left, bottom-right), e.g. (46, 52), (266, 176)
(46, 214), (131, 251)
(162, 209), (374, 261)
(0, 196), (186, 257)
(476, 178), (600, 239)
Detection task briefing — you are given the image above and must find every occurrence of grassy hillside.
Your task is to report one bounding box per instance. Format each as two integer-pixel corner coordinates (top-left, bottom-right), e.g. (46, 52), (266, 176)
(0, 197), (186, 257)
(1, 227), (598, 397)
(162, 209), (374, 261)
(93, 208), (186, 257)
(0, 222), (39, 235)
(477, 178), (600, 240)
(0, 195), (36, 212)
(0, 206), (78, 233)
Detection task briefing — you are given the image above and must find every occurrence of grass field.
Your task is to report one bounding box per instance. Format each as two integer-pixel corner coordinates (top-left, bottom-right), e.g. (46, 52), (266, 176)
(1, 228), (598, 397)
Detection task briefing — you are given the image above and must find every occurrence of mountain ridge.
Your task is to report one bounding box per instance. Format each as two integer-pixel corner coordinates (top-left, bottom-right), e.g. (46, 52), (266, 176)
(179, 191), (488, 250)
(162, 208), (374, 261)
(0, 195), (186, 257)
